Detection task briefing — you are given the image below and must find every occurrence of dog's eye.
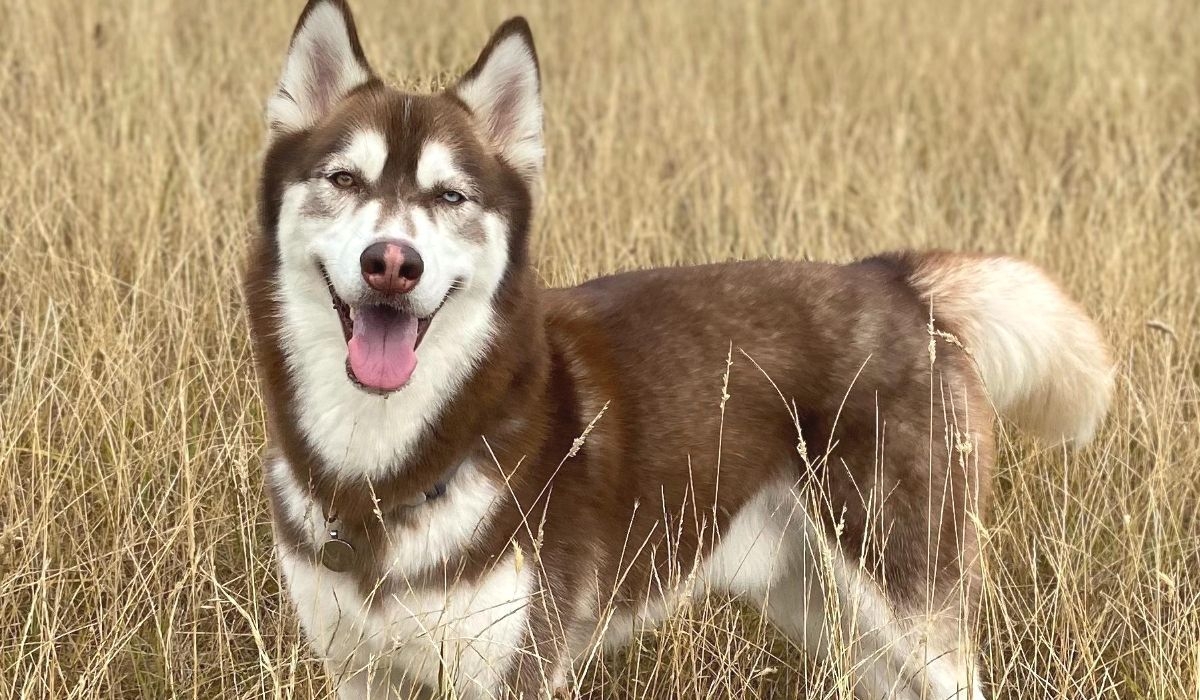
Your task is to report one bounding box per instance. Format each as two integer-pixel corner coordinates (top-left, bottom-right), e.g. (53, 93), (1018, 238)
(328, 171), (358, 189)
(439, 190), (466, 205)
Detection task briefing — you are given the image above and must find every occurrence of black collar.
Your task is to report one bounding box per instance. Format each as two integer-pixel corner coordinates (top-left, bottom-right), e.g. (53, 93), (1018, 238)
(398, 476), (451, 507)
(317, 463), (461, 572)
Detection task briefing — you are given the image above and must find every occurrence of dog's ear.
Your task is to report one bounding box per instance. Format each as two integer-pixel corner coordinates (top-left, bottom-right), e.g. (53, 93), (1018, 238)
(452, 18), (543, 187)
(267, 0), (374, 137)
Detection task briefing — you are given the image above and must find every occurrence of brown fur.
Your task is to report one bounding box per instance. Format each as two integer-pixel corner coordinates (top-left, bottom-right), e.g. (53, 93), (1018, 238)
(246, 3), (997, 695)
(248, 253), (992, 678)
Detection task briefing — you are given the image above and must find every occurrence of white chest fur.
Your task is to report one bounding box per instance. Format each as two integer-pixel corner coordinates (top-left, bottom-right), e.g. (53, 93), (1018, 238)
(268, 457), (532, 698)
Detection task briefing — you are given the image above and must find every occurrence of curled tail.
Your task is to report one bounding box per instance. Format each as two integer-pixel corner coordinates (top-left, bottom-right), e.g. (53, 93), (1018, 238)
(901, 252), (1114, 444)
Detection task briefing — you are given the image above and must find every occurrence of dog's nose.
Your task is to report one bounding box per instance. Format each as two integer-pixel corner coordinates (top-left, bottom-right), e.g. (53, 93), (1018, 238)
(360, 241), (423, 294)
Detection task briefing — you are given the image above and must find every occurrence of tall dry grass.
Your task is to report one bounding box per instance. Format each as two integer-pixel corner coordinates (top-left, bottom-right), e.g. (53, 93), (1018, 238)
(1, 0), (1198, 697)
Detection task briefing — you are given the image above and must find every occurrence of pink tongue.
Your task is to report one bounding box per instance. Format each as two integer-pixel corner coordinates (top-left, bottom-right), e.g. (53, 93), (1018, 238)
(347, 306), (419, 391)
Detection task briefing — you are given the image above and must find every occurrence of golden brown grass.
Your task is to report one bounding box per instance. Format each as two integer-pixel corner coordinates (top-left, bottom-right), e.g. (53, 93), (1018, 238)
(2, 0), (1199, 697)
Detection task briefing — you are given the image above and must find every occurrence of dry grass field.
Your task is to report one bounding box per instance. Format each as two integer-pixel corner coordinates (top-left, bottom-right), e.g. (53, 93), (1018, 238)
(2, 0), (1199, 697)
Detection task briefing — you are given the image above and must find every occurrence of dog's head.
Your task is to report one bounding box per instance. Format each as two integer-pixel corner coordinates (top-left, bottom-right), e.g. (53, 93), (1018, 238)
(258, 0), (541, 394)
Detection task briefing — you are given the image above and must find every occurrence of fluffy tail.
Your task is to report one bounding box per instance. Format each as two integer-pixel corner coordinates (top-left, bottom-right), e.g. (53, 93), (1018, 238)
(903, 252), (1114, 445)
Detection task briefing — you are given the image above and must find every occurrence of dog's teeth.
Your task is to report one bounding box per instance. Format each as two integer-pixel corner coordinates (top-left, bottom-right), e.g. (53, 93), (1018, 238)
(349, 307), (357, 321)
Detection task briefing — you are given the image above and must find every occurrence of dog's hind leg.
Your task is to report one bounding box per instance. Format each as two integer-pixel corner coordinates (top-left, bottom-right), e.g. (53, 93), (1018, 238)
(835, 591), (985, 700)
(851, 584), (984, 700)
(759, 521), (985, 700)
(764, 567), (984, 699)
(757, 555), (828, 659)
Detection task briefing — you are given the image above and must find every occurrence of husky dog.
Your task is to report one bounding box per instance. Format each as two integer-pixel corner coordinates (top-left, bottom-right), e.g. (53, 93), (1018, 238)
(245, 2), (1114, 698)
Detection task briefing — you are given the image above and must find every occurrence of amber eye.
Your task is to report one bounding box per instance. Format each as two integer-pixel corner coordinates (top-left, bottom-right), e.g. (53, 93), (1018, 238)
(327, 171), (357, 189)
(439, 190), (466, 205)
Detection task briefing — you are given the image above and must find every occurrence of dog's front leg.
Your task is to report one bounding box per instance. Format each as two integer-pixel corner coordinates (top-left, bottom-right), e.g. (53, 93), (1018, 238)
(332, 661), (435, 700)
(502, 623), (575, 700)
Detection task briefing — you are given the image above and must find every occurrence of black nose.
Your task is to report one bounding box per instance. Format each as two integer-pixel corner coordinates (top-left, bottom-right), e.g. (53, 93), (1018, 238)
(360, 241), (423, 294)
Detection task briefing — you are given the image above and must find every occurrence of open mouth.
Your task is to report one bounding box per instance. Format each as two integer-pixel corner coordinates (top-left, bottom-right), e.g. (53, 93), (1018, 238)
(321, 268), (447, 395)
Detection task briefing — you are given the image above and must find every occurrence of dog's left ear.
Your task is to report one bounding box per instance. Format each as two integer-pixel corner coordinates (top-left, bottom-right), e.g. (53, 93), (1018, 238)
(452, 18), (543, 187)
(267, 0), (375, 138)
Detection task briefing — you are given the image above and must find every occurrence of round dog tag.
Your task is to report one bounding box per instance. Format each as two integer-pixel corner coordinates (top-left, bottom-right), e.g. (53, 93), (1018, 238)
(320, 537), (356, 572)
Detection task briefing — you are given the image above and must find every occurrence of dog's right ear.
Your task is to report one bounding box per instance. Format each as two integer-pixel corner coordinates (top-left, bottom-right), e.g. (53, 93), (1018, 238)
(451, 18), (543, 188)
(266, 0), (374, 137)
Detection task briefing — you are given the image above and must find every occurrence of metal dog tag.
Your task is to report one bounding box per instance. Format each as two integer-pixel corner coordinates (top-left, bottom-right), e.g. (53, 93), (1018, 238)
(320, 534), (356, 572)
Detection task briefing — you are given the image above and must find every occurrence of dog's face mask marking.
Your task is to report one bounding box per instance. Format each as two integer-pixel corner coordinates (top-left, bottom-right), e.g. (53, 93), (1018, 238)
(263, 2), (542, 393)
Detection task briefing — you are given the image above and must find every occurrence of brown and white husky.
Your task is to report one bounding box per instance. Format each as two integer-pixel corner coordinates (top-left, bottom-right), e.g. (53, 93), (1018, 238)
(245, 2), (1114, 697)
